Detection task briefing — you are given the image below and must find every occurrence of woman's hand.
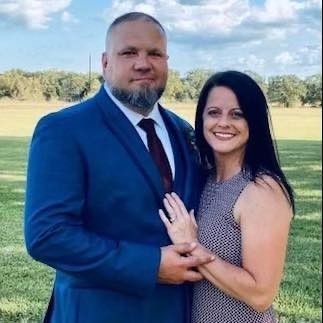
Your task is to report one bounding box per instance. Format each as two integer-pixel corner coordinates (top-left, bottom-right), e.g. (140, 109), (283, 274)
(159, 192), (198, 244)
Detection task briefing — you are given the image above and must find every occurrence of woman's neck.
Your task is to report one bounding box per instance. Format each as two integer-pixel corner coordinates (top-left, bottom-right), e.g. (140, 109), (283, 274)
(214, 154), (244, 182)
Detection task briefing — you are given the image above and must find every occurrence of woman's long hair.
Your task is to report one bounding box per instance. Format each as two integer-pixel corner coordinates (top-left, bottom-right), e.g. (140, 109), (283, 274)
(195, 70), (294, 211)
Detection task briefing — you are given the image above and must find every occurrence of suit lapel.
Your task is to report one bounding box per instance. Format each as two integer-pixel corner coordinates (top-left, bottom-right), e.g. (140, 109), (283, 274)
(94, 86), (164, 203)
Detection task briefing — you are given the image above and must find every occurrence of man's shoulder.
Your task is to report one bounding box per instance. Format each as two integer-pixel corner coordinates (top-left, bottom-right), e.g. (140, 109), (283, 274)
(42, 96), (96, 122)
(35, 96), (98, 133)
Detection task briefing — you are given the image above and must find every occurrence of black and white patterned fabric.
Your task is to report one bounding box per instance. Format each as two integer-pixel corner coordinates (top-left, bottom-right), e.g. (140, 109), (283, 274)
(192, 170), (277, 323)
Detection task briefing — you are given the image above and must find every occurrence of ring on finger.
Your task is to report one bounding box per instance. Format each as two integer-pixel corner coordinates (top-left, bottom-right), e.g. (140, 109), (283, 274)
(169, 217), (176, 223)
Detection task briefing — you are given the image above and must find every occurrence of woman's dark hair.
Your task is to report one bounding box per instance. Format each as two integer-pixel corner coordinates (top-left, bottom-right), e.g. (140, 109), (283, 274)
(195, 70), (294, 211)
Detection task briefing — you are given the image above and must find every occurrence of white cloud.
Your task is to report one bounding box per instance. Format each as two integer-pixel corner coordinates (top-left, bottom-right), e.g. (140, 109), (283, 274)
(297, 0), (322, 10)
(274, 52), (299, 65)
(61, 11), (78, 24)
(274, 46), (321, 68)
(101, 0), (321, 76)
(103, 0), (321, 48)
(298, 45), (321, 66)
(104, 0), (250, 36)
(0, 0), (72, 29)
(253, 0), (301, 23)
(104, 0), (320, 48)
(238, 54), (265, 70)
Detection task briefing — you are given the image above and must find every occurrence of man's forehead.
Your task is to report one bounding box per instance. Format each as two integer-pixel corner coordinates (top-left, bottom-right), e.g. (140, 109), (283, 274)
(112, 17), (164, 32)
(113, 21), (163, 36)
(108, 19), (165, 42)
(107, 21), (166, 51)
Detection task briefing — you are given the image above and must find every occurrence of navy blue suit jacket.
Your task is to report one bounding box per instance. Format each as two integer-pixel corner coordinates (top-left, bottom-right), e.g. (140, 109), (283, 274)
(24, 86), (200, 323)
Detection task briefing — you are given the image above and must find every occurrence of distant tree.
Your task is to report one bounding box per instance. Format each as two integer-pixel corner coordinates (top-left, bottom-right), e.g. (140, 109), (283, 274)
(3, 69), (31, 99)
(26, 77), (43, 100)
(244, 70), (268, 96)
(58, 72), (88, 101)
(85, 72), (102, 97)
(301, 74), (322, 107)
(0, 68), (320, 107)
(267, 75), (305, 108)
(36, 70), (60, 100)
(163, 69), (186, 101)
(89, 75), (102, 94)
(0, 73), (11, 98)
(183, 68), (214, 100)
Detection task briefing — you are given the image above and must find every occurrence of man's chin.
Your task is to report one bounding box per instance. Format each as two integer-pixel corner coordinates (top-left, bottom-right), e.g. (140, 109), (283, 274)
(132, 82), (154, 91)
(110, 84), (165, 110)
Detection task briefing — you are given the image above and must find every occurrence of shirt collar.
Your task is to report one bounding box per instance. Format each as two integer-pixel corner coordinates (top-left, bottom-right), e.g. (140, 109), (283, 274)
(104, 82), (164, 128)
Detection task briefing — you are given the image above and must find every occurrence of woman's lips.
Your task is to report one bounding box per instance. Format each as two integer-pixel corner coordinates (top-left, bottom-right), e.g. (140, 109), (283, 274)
(213, 132), (235, 139)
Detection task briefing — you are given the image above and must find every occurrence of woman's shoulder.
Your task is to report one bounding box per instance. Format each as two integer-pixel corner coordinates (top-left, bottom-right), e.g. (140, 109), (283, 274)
(244, 172), (284, 199)
(240, 168), (284, 196)
(238, 172), (292, 221)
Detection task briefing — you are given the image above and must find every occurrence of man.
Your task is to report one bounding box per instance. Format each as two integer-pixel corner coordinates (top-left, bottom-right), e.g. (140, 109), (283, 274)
(24, 12), (211, 323)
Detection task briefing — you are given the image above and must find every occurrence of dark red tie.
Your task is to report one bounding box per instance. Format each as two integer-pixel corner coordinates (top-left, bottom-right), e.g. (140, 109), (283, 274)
(138, 118), (173, 193)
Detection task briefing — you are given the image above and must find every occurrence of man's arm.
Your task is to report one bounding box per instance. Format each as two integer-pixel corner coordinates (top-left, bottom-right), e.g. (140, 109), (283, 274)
(24, 115), (162, 297)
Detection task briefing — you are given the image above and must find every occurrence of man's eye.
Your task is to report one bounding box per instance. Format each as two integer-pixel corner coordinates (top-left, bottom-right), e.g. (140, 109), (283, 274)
(150, 52), (162, 57)
(121, 51), (136, 56)
(149, 51), (167, 58)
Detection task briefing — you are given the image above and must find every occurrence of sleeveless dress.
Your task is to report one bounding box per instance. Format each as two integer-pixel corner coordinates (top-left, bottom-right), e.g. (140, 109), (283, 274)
(191, 170), (277, 323)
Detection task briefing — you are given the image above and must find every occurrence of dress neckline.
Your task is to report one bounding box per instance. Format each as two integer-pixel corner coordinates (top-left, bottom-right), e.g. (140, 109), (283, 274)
(209, 169), (244, 187)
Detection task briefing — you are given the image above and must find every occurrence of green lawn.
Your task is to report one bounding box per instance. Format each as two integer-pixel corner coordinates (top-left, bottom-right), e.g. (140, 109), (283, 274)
(0, 102), (321, 322)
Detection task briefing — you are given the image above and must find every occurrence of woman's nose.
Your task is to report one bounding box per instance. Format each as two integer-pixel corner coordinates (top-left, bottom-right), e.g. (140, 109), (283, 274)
(217, 114), (230, 127)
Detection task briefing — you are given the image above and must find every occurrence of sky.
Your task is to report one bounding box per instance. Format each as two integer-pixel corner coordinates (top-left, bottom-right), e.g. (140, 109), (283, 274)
(0, 0), (321, 78)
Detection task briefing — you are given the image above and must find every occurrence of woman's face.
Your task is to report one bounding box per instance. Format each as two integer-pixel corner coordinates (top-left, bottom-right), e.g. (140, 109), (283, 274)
(203, 86), (249, 160)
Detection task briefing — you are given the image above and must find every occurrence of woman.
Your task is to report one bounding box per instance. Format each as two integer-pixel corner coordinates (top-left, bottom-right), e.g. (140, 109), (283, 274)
(159, 71), (294, 322)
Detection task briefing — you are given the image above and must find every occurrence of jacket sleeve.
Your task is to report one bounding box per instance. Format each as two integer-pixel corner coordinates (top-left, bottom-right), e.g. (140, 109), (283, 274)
(24, 114), (161, 297)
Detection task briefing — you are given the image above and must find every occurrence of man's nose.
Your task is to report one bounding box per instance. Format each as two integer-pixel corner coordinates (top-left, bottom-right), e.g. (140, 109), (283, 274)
(133, 54), (151, 70)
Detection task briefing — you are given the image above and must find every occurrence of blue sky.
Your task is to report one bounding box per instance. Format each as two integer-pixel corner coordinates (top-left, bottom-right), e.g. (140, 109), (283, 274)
(0, 0), (321, 78)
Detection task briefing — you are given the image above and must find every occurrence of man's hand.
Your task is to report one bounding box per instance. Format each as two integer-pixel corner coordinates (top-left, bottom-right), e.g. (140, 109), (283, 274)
(158, 242), (214, 284)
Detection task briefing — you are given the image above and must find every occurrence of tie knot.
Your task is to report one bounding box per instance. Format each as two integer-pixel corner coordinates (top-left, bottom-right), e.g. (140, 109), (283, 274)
(138, 118), (156, 134)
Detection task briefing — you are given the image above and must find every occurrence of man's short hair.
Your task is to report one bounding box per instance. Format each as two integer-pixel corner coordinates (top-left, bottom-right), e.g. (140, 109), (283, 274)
(106, 12), (166, 47)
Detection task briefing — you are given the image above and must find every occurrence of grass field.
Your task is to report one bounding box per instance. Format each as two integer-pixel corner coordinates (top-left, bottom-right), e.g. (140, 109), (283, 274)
(0, 100), (321, 140)
(0, 101), (321, 322)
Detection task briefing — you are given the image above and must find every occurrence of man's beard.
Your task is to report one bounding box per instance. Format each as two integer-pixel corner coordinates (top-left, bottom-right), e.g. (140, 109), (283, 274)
(110, 84), (165, 114)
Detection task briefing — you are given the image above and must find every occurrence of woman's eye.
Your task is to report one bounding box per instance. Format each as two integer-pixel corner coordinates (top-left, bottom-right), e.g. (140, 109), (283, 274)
(208, 109), (221, 117)
(232, 110), (244, 119)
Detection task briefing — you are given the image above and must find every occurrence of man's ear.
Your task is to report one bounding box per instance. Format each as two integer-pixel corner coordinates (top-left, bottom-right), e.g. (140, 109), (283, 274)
(101, 52), (108, 68)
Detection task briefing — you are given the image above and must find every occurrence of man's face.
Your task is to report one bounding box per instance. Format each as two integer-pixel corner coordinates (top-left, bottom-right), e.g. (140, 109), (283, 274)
(102, 19), (168, 113)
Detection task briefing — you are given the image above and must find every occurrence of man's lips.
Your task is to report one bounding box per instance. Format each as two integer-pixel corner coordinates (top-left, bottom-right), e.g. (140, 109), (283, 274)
(131, 77), (154, 82)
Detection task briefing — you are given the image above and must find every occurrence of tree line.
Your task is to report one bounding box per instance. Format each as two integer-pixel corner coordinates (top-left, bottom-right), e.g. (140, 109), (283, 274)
(0, 69), (321, 107)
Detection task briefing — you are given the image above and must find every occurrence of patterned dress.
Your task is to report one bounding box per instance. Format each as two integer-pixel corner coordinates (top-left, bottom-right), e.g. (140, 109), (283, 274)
(191, 170), (277, 323)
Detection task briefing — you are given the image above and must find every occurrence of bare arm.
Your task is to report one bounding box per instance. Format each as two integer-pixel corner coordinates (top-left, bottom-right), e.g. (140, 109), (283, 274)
(160, 182), (292, 311)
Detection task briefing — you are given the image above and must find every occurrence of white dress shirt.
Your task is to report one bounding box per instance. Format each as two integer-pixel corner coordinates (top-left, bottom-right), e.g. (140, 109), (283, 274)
(104, 83), (175, 178)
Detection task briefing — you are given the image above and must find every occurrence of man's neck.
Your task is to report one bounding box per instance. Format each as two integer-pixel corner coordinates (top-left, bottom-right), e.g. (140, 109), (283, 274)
(124, 104), (154, 117)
